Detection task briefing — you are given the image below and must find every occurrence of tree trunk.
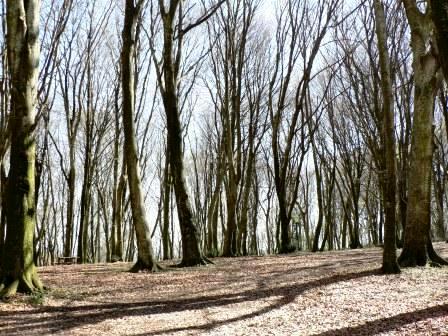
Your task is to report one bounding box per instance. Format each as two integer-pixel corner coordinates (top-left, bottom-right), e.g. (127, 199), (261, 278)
(0, 162), (6, 262)
(162, 151), (172, 260)
(0, 0), (43, 297)
(399, 0), (447, 267)
(121, 0), (160, 272)
(374, 0), (400, 273)
(206, 152), (224, 257)
(312, 141), (324, 252)
(77, 146), (91, 263)
(159, 3), (209, 267)
(432, 152), (446, 240)
(64, 162), (75, 257)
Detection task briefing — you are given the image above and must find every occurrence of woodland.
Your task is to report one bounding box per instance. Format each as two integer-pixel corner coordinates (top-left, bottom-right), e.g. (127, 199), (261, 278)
(1, 0), (448, 334)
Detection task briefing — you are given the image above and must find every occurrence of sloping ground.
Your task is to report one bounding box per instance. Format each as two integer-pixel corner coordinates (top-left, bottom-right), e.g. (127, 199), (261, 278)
(1, 244), (448, 336)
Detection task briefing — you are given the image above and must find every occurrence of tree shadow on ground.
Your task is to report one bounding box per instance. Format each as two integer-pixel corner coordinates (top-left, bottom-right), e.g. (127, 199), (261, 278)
(0, 269), (378, 335)
(2, 245), (447, 336)
(313, 303), (448, 336)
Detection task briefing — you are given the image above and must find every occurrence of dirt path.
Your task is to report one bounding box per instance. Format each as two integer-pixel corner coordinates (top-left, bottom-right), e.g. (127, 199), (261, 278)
(1, 244), (447, 335)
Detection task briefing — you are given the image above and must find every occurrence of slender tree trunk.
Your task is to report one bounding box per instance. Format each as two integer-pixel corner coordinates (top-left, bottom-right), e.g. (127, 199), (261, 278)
(206, 152), (224, 257)
(250, 171), (260, 255)
(78, 145), (91, 263)
(64, 159), (75, 257)
(0, 162), (6, 262)
(0, 0), (43, 297)
(159, 2), (209, 266)
(374, 0), (400, 273)
(111, 85), (121, 261)
(312, 142), (324, 252)
(432, 157), (446, 240)
(162, 151), (172, 260)
(121, 0), (160, 272)
(239, 156), (254, 256)
(115, 162), (126, 260)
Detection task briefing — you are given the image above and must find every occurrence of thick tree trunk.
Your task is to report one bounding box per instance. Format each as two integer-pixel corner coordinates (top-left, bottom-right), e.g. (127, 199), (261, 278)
(121, 0), (160, 272)
(374, 0), (400, 274)
(277, 190), (292, 253)
(398, 80), (435, 266)
(399, 0), (446, 267)
(0, 0), (43, 297)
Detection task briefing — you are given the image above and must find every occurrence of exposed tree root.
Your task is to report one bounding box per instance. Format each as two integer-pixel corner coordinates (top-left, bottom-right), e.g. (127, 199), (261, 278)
(129, 259), (163, 273)
(0, 271), (43, 299)
(428, 240), (448, 266)
(398, 247), (427, 267)
(399, 239), (448, 268)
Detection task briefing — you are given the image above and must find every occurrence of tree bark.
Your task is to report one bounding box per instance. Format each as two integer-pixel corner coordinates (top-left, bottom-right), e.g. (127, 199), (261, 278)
(121, 0), (160, 272)
(0, 0), (44, 297)
(374, 0), (400, 273)
(158, 1), (209, 267)
(162, 150), (172, 260)
(399, 0), (447, 267)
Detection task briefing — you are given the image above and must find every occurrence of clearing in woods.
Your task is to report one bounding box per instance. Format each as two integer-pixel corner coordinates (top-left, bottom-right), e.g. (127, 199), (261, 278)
(0, 244), (447, 335)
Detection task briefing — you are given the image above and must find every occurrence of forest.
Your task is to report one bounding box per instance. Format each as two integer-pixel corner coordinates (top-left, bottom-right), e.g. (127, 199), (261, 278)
(0, 0), (448, 334)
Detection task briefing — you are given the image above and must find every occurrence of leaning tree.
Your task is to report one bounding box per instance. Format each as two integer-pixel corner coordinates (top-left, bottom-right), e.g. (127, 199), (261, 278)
(121, 0), (160, 272)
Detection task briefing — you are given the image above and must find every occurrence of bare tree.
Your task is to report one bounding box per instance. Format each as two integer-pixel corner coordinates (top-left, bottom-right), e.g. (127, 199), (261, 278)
(121, 0), (160, 272)
(269, 0), (340, 253)
(150, 0), (223, 266)
(205, 0), (260, 256)
(374, 0), (400, 273)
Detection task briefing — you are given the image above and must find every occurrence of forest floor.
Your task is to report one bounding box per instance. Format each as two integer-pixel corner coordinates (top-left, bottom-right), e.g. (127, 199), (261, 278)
(1, 244), (448, 336)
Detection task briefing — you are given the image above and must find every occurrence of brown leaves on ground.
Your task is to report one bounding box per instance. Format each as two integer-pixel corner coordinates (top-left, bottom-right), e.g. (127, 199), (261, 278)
(1, 244), (447, 335)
